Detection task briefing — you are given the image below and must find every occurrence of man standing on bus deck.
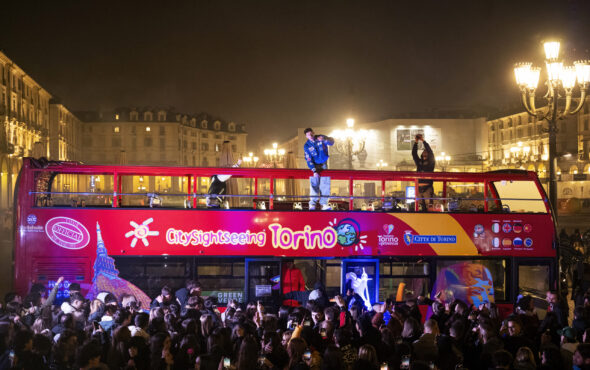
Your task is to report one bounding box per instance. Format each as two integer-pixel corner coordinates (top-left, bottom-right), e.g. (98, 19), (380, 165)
(412, 133), (436, 211)
(303, 128), (334, 210)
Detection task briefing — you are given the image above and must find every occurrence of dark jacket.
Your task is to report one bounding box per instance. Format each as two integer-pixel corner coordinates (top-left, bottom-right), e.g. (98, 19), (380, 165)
(412, 141), (436, 186)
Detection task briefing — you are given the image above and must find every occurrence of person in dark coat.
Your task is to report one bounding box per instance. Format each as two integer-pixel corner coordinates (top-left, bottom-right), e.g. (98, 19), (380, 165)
(412, 133), (436, 211)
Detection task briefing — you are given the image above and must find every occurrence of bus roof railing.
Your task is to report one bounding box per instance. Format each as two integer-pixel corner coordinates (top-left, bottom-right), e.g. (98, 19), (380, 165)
(25, 159), (540, 183)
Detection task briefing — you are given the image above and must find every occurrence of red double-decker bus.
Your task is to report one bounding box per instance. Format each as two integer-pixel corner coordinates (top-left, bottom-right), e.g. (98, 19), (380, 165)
(13, 158), (557, 315)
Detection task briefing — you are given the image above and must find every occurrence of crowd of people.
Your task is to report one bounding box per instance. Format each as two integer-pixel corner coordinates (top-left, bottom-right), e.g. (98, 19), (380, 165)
(2, 277), (590, 370)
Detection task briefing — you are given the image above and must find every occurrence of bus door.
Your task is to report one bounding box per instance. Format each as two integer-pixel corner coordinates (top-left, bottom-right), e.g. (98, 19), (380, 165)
(341, 259), (379, 309)
(245, 259), (281, 307)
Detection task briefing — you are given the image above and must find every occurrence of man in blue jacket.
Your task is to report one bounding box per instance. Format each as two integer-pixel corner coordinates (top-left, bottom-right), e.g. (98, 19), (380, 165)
(303, 128), (334, 210)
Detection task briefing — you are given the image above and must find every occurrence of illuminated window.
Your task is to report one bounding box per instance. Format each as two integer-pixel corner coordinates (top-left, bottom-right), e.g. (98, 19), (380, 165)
(114, 126), (120, 133)
(146, 126), (151, 132)
(115, 114), (119, 120)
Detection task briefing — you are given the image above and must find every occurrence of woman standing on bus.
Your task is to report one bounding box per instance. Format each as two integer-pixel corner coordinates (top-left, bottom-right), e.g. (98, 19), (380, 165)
(412, 133), (436, 211)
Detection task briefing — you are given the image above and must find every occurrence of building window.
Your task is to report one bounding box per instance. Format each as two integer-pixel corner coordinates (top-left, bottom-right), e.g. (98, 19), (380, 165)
(160, 137), (165, 150)
(146, 126), (151, 132)
(131, 126), (136, 135)
(214, 121), (221, 130)
(228, 123), (235, 132)
(201, 143), (209, 151)
(114, 126), (120, 133)
(158, 111), (166, 121)
(144, 112), (153, 121)
(201, 121), (207, 129)
(159, 126), (165, 135)
(215, 143), (220, 152)
(115, 114), (119, 120)
(130, 111), (138, 120)
(192, 142), (197, 150)
(201, 133), (208, 138)
(232, 144), (237, 152)
(144, 137), (153, 147)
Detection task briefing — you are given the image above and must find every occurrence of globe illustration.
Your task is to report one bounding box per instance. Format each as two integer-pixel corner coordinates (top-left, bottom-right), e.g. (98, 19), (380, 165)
(336, 219), (360, 246)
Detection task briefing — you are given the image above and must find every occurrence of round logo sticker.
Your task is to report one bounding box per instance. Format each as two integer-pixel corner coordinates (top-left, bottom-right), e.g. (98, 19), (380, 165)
(523, 224), (532, 233)
(502, 238), (512, 247)
(513, 237), (523, 247)
(524, 238), (533, 248)
(492, 223), (500, 233)
(493, 237), (500, 248)
(502, 223), (512, 233)
(474, 224), (484, 235)
(27, 214), (37, 225)
(45, 217), (91, 250)
(513, 224), (523, 233)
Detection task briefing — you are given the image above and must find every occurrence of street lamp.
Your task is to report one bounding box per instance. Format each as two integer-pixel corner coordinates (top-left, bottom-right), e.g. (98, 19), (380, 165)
(435, 152), (451, 171)
(242, 152), (259, 167)
(330, 118), (368, 169)
(514, 40), (590, 214)
(509, 142), (531, 168)
(376, 159), (388, 169)
(263, 143), (286, 168)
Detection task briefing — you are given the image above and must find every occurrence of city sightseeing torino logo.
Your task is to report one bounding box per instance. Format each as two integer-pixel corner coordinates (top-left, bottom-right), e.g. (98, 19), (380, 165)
(125, 218), (159, 247)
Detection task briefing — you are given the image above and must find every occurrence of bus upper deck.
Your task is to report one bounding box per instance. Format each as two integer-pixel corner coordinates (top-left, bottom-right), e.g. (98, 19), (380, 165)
(24, 159), (551, 214)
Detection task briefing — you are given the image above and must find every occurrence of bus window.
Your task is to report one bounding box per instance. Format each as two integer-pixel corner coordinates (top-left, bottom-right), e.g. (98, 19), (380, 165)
(352, 180), (383, 210)
(379, 261), (430, 301)
(518, 264), (550, 300)
(49, 174), (114, 207)
(114, 256), (190, 298)
(434, 259), (506, 305)
(119, 175), (189, 207)
(325, 259), (343, 298)
(447, 182), (486, 212)
(491, 180), (546, 213)
(197, 259), (245, 304)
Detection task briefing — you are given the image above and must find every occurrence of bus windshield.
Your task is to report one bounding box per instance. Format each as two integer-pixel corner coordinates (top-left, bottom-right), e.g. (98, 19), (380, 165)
(491, 180), (547, 213)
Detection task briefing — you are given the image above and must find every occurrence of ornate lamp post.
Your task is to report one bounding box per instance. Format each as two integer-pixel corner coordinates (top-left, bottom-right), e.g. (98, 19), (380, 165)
(435, 152), (451, 171)
(263, 143), (286, 168)
(330, 118), (368, 169)
(514, 41), (590, 214)
(508, 142), (532, 169)
(242, 152), (259, 167)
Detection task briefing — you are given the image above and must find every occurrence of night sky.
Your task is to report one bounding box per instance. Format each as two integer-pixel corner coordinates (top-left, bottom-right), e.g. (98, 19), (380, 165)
(1, 0), (589, 149)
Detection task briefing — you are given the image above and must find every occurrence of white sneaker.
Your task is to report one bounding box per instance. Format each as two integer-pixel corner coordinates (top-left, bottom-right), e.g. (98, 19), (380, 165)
(309, 204), (316, 210)
(321, 204), (332, 211)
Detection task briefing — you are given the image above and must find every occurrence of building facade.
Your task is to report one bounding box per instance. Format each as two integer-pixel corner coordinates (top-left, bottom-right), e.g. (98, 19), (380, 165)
(77, 108), (247, 167)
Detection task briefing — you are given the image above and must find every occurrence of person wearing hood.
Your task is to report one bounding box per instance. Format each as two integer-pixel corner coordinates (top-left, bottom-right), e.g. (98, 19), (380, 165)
(308, 282), (329, 309)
